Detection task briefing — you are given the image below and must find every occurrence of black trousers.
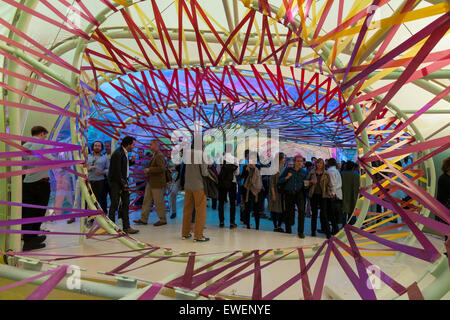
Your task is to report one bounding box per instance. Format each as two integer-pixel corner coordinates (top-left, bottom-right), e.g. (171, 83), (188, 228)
(328, 198), (341, 235)
(90, 180), (108, 213)
(272, 211), (283, 229)
(284, 191), (305, 235)
(22, 179), (51, 242)
(108, 181), (130, 229)
(243, 191), (261, 230)
(310, 193), (331, 236)
(218, 183), (236, 225)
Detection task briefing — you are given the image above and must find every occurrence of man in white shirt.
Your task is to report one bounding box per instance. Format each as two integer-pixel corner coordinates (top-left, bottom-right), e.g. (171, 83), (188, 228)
(22, 126), (55, 251)
(327, 158), (342, 235)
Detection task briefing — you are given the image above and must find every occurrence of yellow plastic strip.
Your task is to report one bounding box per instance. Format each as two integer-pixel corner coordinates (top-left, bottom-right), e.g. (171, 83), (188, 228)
(111, 0), (131, 7)
(134, 5), (159, 49)
(364, 214), (401, 231)
(313, 3), (449, 45)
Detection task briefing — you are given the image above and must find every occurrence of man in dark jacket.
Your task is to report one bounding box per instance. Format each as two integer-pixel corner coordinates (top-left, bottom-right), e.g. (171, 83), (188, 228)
(108, 136), (139, 234)
(278, 155), (308, 238)
(217, 150), (239, 229)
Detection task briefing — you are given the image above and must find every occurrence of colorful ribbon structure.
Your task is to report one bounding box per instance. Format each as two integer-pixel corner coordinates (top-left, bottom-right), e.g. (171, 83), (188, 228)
(0, 0), (449, 300)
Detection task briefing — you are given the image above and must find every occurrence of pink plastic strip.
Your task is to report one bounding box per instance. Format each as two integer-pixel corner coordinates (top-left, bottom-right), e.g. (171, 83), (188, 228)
(105, 248), (160, 276)
(0, 265), (66, 294)
(333, 237), (407, 295)
(137, 282), (164, 300)
(263, 241), (328, 300)
(26, 265), (69, 300)
(0, 211), (102, 227)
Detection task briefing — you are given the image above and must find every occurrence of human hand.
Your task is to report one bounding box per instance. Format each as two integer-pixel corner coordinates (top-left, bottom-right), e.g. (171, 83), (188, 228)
(286, 172), (293, 179)
(144, 168), (150, 174)
(89, 166), (96, 171)
(272, 194), (277, 202)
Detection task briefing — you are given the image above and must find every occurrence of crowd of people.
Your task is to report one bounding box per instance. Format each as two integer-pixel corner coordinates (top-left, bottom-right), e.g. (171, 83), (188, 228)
(20, 125), (450, 251)
(81, 136), (362, 242)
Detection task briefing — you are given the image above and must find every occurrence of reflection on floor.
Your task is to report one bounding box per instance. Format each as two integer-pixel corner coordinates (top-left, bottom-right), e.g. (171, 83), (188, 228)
(30, 199), (447, 300)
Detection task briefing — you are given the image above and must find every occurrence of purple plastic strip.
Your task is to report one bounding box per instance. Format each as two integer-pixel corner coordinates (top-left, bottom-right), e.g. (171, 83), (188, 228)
(263, 241), (328, 300)
(1, 247), (160, 261)
(311, 239), (333, 300)
(105, 248), (160, 276)
(200, 249), (292, 298)
(362, 85), (450, 157)
(0, 211), (102, 227)
(381, 159), (450, 223)
(138, 283), (164, 300)
(354, 15), (450, 135)
(0, 265), (65, 294)
(343, 225), (377, 299)
(0, 229), (125, 238)
(341, 13), (450, 91)
(0, 200), (101, 214)
(166, 251), (240, 289)
(333, 237), (407, 295)
(169, 251), (254, 290)
(26, 265), (69, 300)
(330, 242), (376, 300)
(199, 250), (272, 297)
(0, 160), (84, 179)
(341, 0), (382, 83)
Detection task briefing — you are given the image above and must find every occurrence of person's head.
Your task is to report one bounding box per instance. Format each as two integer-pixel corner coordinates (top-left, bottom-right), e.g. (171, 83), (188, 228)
(149, 139), (160, 153)
(31, 126), (48, 139)
(442, 157), (450, 174)
(248, 151), (258, 164)
(121, 136), (136, 152)
(345, 161), (354, 171)
(274, 152), (285, 169)
(91, 141), (104, 154)
(305, 161), (313, 170)
(328, 158), (337, 167)
(104, 141), (111, 154)
(244, 149), (249, 160)
(287, 158), (294, 168)
(316, 158), (325, 170)
(293, 155), (303, 169)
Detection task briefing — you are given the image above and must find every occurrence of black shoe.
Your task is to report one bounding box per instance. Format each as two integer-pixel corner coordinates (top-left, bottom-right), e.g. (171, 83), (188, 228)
(298, 233), (305, 239)
(170, 213), (176, 219)
(23, 242), (46, 251)
(230, 223), (237, 229)
(317, 229), (325, 234)
(311, 232), (316, 237)
(33, 235), (46, 243)
(219, 223), (225, 228)
(246, 225), (251, 229)
(326, 234), (332, 239)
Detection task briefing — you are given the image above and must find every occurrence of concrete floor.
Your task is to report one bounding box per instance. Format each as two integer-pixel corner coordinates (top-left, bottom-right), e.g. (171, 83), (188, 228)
(27, 198), (448, 300)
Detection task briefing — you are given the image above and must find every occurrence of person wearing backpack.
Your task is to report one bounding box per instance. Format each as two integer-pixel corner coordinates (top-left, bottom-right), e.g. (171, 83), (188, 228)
(278, 155), (308, 238)
(217, 149), (239, 229)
